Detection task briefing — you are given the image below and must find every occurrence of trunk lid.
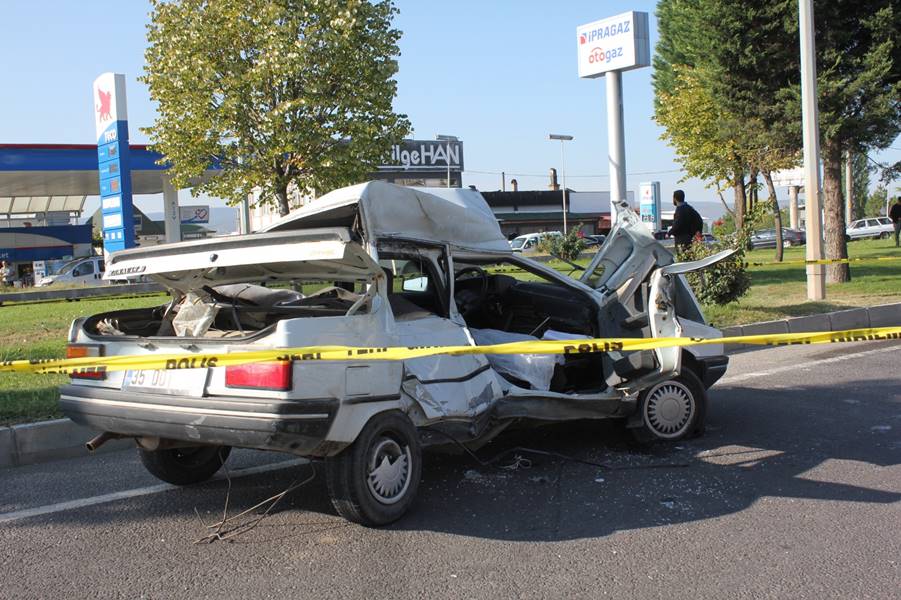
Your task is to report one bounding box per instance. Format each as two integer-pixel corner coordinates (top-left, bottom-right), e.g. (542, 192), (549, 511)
(104, 227), (381, 292)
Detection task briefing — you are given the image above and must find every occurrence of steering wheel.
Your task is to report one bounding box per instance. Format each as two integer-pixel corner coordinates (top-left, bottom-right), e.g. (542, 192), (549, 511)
(454, 266), (489, 319)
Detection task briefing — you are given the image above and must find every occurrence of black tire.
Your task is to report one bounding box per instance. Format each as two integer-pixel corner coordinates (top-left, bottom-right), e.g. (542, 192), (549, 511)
(138, 445), (231, 485)
(325, 411), (421, 527)
(631, 370), (707, 444)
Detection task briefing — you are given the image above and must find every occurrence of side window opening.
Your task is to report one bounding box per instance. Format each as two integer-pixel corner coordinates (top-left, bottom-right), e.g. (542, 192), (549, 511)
(378, 249), (449, 320)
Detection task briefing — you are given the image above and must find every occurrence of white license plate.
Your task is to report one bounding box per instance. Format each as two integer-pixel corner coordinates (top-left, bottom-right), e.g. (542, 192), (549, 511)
(123, 369), (207, 397)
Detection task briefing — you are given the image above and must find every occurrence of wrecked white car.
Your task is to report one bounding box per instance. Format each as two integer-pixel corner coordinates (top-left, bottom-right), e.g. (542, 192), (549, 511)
(60, 181), (729, 526)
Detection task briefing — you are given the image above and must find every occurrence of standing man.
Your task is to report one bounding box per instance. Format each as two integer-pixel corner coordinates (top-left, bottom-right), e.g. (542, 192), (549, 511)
(0, 261), (14, 287)
(890, 196), (901, 248)
(668, 190), (704, 251)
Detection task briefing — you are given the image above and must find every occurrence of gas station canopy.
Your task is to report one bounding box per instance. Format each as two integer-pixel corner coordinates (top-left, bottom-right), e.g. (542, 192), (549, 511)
(0, 144), (175, 212)
(0, 195), (86, 214)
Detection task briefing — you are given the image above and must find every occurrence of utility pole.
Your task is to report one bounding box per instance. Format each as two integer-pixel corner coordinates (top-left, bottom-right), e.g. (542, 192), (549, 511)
(799, 0), (826, 300)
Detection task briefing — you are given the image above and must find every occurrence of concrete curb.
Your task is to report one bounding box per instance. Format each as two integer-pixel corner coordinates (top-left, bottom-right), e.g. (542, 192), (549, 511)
(2, 302), (899, 469)
(723, 301), (901, 354)
(0, 419), (131, 468)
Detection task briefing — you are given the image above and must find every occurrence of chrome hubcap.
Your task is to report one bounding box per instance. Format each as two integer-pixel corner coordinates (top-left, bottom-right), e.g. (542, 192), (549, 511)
(644, 380), (695, 439)
(366, 437), (412, 505)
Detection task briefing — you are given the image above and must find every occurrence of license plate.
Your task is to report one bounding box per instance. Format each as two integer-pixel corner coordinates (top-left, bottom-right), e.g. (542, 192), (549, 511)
(123, 369), (207, 397)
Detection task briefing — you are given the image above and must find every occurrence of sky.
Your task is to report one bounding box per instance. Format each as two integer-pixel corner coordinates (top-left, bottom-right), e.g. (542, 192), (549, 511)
(1, 0), (898, 219)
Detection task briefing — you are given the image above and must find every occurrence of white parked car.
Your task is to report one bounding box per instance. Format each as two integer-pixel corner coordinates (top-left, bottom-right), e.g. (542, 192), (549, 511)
(846, 217), (893, 240)
(60, 182), (730, 526)
(509, 231), (561, 252)
(36, 256), (107, 287)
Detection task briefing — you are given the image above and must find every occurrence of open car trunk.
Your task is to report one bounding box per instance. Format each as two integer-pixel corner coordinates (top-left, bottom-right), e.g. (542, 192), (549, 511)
(92, 227), (382, 340)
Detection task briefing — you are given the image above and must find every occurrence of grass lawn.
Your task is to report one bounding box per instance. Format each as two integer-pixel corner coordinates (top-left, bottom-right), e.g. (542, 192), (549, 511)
(0, 294), (167, 426)
(703, 238), (901, 327)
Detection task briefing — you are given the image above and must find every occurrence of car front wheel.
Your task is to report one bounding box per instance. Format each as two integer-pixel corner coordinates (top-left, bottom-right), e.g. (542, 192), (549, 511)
(325, 411), (422, 526)
(632, 371), (707, 443)
(138, 445), (231, 485)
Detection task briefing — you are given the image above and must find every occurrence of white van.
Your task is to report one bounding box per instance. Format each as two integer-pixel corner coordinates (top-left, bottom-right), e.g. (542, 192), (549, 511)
(509, 231), (561, 252)
(36, 256), (107, 287)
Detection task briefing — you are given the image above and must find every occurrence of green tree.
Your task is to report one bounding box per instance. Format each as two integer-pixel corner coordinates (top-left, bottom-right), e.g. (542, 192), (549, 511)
(799, 1), (901, 282)
(865, 185), (889, 217)
(654, 1), (750, 229)
(142, 0), (411, 216)
(845, 153), (873, 220)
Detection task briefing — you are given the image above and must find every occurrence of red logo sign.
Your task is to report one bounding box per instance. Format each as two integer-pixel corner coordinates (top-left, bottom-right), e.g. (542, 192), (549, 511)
(97, 89), (112, 122)
(588, 47), (605, 64)
(579, 33), (587, 45)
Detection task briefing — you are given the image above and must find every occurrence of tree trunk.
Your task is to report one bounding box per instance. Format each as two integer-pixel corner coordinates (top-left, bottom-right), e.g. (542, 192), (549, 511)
(763, 171), (783, 262)
(275, 184), (291, 217)
(822, 142), (850, 283)
(747, 169), (758, 214)
(732, 173), (746, 230)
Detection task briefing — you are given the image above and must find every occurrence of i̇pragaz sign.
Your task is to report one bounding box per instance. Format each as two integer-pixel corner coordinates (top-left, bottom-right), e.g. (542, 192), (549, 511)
(577, 11), (650, 78)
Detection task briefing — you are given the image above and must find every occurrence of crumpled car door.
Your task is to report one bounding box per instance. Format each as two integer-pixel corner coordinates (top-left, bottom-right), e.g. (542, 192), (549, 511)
(579, 202), (733, 390)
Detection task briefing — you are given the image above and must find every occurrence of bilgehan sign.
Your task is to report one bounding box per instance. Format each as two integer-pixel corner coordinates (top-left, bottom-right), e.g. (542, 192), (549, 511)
(577, 11), (650, 78)
(379, 140), (463, 171)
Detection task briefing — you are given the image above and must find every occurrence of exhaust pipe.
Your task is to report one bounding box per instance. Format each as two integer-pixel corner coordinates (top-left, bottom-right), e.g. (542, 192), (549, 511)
(85, 431), (125, 452)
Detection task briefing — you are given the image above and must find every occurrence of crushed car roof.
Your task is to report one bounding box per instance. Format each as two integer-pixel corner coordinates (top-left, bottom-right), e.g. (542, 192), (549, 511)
(265, 181), (511, 252)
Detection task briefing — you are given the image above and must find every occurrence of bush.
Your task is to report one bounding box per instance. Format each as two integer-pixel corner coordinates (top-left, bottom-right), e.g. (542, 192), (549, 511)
(680, 203), (768, 305)
(537, 226), (586, 262)
(678, 238), (751, 305)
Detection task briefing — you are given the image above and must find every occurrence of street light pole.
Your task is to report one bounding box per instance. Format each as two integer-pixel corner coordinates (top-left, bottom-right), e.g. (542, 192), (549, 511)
(436, 134), (459, 188)
(799, 0), (826, 300)
(549, 134), (573, 233)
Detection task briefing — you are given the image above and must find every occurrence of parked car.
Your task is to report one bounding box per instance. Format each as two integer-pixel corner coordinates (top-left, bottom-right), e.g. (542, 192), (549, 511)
(60, 182), (731, 526)
(35, 256), (107, 287)
(509, 231), (561, 252)
(699, 233), (717, 247)
(748, 228), (806, 249)
(846, 217), (893, 241)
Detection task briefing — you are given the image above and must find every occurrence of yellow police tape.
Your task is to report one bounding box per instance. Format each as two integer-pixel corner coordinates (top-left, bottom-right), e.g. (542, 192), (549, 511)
(748, 255), (901, 267)
(2, 326), (900, 377)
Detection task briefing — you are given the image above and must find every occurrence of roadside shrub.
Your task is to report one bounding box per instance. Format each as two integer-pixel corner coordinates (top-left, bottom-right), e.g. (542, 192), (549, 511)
(678, 238), (750, 305)
(680, 203), (767, 305)
(537, 226), (586, 262)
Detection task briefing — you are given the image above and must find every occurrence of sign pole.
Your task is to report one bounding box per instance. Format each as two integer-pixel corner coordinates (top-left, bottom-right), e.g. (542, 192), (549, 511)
(606, 70), (627, 224)
(577, 11), (649, 226)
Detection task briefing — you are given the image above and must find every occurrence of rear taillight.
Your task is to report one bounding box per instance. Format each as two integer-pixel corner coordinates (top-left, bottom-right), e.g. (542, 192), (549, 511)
(225, 361), (292, 391)
(67, 344), (106, 380)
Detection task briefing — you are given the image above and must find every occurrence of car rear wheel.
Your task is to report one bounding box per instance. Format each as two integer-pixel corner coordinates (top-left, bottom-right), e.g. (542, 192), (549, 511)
(325, 411), (421, 526)
(138, 445), (231, 485)
(632, 370), (707, 444)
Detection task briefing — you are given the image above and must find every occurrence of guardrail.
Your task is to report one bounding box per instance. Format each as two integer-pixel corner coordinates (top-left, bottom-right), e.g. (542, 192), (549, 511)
(0, 283), (166, 305)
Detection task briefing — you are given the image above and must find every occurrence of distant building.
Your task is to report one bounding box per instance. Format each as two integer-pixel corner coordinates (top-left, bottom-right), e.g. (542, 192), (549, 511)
(481, 189), (634, 238)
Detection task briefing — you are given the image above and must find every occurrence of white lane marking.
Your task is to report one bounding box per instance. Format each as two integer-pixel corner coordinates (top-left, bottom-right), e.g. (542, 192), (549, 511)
(719, 345), (892, 385)
(0, 458), (307, 525)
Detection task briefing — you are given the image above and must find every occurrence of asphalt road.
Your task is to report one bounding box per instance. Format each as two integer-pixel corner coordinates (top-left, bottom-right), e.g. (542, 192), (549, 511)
(1, 341), (899, 599)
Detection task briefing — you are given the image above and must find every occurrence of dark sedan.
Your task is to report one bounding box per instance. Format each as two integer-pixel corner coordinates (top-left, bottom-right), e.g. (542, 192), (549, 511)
(749, 228), (806, 249)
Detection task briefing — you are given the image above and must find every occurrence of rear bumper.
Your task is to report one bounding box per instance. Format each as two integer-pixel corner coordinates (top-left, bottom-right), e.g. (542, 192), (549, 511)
(695, 355), (729, 388)
(59, 384), (337, 456)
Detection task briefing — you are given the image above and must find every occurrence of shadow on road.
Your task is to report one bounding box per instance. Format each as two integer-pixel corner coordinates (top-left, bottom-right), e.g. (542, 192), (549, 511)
(6, 378), (900, 543)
